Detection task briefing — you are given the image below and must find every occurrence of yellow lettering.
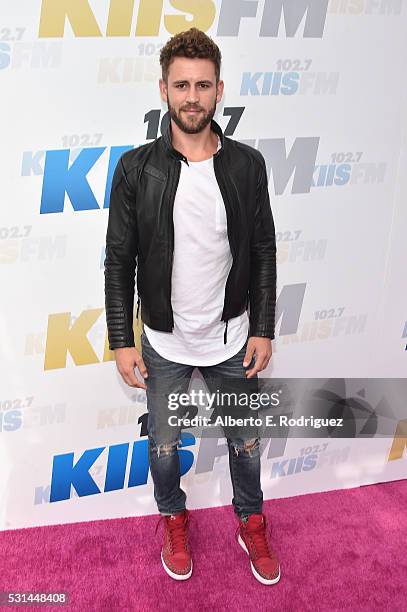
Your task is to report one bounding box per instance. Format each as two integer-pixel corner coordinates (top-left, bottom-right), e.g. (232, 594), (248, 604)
(277, 243), (289, 264)
(0, 240), (18, 264)
(107, 0), (134, 37)
(38, 0), (102, 38)
(44, 309), (103, 369)
(349, 0), (364, 15)
(165, 0), (216, 35)
(135, 0), (163, 36)
(388, 419), (407, 461)
(24, 333), (46, 355)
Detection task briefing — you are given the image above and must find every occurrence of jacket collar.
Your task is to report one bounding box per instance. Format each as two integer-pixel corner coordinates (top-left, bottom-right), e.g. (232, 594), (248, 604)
(162, 117), (225, 162)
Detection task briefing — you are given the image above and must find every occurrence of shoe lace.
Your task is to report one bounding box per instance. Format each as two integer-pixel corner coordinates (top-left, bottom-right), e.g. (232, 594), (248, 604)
(236, 515), (273, 560)
(155, 512), (190, 554)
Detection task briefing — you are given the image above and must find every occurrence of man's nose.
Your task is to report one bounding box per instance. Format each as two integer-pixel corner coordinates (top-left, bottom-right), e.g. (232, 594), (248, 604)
(186, 87), (199, 102)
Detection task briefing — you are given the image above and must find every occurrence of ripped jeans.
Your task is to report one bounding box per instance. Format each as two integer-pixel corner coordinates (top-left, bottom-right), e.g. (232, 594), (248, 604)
(141, 330), (263, 518)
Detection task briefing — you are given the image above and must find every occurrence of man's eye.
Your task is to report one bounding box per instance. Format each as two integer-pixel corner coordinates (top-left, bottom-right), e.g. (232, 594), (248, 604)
(175, 83), (209, 89)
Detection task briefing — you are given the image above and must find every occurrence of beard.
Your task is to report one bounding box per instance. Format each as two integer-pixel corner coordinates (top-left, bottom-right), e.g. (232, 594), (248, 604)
(167, 95), (217, 134)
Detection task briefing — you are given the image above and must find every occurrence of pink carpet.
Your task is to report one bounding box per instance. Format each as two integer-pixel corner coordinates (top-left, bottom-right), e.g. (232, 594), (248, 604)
(0, 479), (406, 611)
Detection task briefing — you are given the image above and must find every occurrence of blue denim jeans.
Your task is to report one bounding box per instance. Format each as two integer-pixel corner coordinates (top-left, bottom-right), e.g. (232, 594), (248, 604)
(141, 330), (263, 518)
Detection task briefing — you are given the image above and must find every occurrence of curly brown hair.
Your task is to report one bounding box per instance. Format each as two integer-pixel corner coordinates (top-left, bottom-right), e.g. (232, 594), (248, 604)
(159, 27), (222, 84)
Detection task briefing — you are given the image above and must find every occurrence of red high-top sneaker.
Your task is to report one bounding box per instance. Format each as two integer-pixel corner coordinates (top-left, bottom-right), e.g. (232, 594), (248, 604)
(237, 513), (281, 585)
(156, 510), (192, 580)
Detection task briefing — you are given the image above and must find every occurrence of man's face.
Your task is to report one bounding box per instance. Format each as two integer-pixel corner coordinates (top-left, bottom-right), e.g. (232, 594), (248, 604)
(159, 57), (223, 134)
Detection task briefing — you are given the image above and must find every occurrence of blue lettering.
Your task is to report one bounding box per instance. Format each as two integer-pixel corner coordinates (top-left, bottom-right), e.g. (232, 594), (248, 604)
(49, 433), (196, 503)
(302, 454), (317, 471)
(0, 410), (23, 432)
(105, 443), (129, 492)
(240, 72), (262, 95)
(335, 163), (351, 186)
(0, 42), (11, 70)
(50, 447), (104, 501)
(281, 72), (299, 95)
(41, 147), (105, 213)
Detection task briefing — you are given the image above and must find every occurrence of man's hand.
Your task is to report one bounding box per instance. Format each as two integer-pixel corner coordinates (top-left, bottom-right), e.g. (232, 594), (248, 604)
(243, 336), (272, 378)
(114, 347), (148, 390)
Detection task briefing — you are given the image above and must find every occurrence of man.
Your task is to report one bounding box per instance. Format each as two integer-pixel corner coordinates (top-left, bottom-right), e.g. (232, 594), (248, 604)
(104, 27), (279, 585)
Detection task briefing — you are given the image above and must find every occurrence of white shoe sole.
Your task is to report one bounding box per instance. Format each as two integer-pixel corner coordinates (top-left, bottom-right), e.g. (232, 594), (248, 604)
(238, 534), (281, 585)
(161, 551), (193, 581)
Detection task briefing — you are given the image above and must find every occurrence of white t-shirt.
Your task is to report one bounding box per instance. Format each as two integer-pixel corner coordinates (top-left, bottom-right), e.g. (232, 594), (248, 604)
(144, 136), (249, 365)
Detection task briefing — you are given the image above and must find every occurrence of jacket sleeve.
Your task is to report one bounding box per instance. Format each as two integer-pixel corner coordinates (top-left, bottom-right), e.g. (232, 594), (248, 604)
(248, 154), (277, 340)
(104, 156), (138, 350)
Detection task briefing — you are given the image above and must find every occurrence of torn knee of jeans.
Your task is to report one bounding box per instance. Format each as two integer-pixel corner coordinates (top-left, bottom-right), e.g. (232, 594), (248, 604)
(152, 440), (179, 458)
(231, 438), (260, 457)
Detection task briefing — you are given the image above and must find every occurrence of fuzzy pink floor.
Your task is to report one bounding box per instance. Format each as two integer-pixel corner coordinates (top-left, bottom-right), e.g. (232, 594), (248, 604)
(0, 479), (406, 612)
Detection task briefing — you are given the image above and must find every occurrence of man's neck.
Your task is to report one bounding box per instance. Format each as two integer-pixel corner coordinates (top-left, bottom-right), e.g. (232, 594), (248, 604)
(170, 119), (219, 162)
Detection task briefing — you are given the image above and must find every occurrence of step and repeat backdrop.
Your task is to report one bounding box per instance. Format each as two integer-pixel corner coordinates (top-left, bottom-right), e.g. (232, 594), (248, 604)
(1, 1), (406, 530)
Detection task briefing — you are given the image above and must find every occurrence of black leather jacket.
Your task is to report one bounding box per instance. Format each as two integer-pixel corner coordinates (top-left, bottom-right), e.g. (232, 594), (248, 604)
(104, 118), (277, 351)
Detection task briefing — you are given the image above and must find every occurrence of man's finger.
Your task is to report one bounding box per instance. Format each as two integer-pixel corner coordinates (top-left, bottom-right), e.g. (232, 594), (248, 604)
(121, 368), (147, 390)
(135, 355), (148, 378)
(246, 364), (260, 378)
(245, 352), (269, 378)
(243, 345), (255, 367)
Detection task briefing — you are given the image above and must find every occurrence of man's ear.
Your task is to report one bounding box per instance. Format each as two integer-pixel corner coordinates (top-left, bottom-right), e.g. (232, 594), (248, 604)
(159, 78), (168, 103)
(216, 79), (224, 104)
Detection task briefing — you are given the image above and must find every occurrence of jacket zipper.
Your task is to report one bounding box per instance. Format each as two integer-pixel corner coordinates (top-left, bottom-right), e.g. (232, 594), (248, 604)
(223, 320), (229, 344)
(214, 155), (238, 344)
(167, 159), (182, 329)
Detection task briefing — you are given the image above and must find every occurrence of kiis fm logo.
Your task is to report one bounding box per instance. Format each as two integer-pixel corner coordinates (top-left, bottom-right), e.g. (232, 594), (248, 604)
(37, 139), (320, 213)
(45, 421), (406, 503)
(35, 139), (385, 214)
(45, 431), (285, 503)
(48, 433), (195, 502)
(38, 0), (329, 38)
